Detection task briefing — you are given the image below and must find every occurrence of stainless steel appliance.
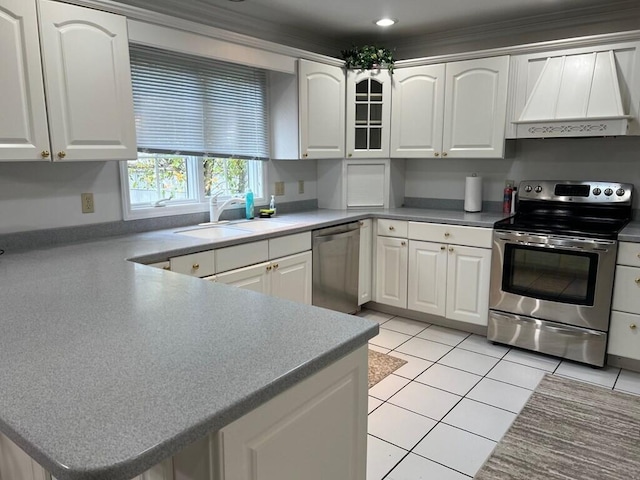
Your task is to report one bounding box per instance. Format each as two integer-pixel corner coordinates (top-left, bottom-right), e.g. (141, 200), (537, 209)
(312, 222), (360, 313)
(489, 180), (633, 366)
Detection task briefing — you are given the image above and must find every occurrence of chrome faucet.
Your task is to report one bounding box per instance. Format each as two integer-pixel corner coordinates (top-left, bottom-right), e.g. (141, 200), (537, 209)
(209, 195), (245, 223)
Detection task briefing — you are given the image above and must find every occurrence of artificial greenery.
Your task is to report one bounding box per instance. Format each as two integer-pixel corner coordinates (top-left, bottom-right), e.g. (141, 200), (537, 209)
(341, 45), (395, 74)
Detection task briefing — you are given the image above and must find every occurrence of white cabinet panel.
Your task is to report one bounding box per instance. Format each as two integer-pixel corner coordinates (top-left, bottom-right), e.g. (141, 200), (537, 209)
(216, 241), (268, 273)
(270, 251), (312, 304)
(377, 219), (408, 238)
(446, 245), (491, 325)
(358, 219), (372, 305)
(617, 242), (640, 268)
(0, 0), (50, 161)
(375, 236), (408, 308)
(608, 311), (640, 360)
(216, 262), (271, 295)
(217, 346), (367, 480)
(0, 433), (48, 480)
(408, 222), (492, 248)
(170, 250), (215, 278)
(408, 241), (447, 316)
(38, 0), (136, 161)
(390, 64), (445, 158)
(269, 232), (311, 259)
(298, 60), (345, 159)
(443, 56), (509, 158)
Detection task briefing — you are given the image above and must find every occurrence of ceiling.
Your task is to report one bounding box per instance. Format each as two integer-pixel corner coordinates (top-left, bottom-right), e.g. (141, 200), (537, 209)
(114, 0), (640, 57)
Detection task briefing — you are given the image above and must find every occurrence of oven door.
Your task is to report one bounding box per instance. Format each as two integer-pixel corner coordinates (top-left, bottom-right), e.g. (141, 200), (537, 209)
(490, 230), (617, 331)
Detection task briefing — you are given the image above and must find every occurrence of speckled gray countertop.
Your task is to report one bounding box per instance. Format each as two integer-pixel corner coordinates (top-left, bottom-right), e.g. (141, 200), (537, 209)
(619, 221), (640, 242)
(0, 207), (505, 480)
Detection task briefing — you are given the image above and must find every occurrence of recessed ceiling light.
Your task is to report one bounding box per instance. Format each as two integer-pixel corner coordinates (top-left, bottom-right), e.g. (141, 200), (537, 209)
(375, 18), (397, 27)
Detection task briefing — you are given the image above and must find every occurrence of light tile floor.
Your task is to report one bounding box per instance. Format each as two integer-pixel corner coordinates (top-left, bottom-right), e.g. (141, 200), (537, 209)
(359, 308), (640, 480)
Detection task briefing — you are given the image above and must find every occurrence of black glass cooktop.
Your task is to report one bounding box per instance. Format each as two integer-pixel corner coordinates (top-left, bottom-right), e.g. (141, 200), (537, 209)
(494, 214), (629, 240)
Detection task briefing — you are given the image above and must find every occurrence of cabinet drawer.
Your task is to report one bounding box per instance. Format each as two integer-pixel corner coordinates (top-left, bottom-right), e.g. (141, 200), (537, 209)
(170, 250), (215, 277)
(608, 311), (640, 360)
(377, 219), (408, 238)
(617, 242), (640, 268)
(216, 240), (268, 273)
(408, 222), (492, 248)
(269, 232), (311, 259)
(612, 266), (640, 314)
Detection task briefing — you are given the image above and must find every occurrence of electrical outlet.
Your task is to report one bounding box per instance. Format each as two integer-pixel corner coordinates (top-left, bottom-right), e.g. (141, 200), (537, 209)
(298, 180), (304, 195)
(81, 193), (94, 214)
(275, 181), (285, 196)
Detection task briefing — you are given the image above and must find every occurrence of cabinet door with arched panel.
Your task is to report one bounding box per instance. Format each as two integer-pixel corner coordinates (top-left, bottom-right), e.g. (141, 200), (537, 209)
(346, 69), (391, 158)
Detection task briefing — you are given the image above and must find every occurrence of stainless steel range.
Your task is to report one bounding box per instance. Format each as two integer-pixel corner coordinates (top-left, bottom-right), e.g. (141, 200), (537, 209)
(489, 180), (633, 367)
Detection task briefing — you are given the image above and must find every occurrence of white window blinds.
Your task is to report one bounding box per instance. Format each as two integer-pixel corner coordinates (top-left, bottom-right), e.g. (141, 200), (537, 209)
(129, 45), (270, 160)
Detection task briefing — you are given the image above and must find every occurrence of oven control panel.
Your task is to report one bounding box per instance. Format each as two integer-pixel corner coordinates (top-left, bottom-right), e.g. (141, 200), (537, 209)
(518, 180), (633, 204)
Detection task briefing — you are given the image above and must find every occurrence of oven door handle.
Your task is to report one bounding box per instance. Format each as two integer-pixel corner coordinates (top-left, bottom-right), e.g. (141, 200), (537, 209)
(506, 239), (612, 253)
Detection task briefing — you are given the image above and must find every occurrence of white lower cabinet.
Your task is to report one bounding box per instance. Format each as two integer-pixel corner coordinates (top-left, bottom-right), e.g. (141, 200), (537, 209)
(217, 252), (312, 304)
(0, 433), (48, 480)
(407, 241), (447, 316)
(609, 242), (640, 361)
(407, 241), (491, 325)
(214, 346), (368, 480)
(376, 222), (492, 327)
(445, 244), (491, 325)
(375, 236), (408, 308)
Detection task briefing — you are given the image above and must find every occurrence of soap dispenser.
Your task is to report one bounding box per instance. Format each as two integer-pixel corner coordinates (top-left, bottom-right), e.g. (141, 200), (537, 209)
(269, 195), (276, 216)
(245, 189), (254, 219)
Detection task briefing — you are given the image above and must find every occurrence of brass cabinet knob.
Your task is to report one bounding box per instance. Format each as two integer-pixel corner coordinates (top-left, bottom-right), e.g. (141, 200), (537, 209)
(57, 151), (66, 159)
(449, 247), (454, 252)
(348, 153), (353, 157)
(635, 278), (640, 284)
(434, 152), (440, 157)
(389, 226), (395, 231)
(192, 263), (200, 270)
(637, 253), (640, 259)
(41, 150), (50, 158)
(630, 323), (637, 330)
(440, 245), (446, 250)
(359, 221), (364, 226)
(442, 152), (448, 157)
(273, 263), (279, 269)
(303, 152), (308, 158)
(266, 265), (272, 271)
(162, 265), (170, 270)
(401, 241), (406, 246)
(444, 232), (450, 237)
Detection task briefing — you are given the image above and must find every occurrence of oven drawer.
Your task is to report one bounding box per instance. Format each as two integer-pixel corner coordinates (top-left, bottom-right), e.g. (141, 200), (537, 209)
(488, 311), (607, 366)
(612, 265), (640, 314)
(408, 222), (492, 248)
(617, 242), (640, 268)
(608, 311), (640, 360)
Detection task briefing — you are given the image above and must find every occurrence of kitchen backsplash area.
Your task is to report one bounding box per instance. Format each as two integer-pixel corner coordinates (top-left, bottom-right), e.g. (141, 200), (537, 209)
(0, 136), (639, 235)
(404, 136), (640, 215)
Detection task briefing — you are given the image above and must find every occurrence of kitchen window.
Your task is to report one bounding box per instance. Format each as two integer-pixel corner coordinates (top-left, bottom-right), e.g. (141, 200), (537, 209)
(120, 45), (268, 219)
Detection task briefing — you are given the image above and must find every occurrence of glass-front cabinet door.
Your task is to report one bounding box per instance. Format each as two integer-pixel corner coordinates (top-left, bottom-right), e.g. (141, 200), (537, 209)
(346, 69), (391, 158)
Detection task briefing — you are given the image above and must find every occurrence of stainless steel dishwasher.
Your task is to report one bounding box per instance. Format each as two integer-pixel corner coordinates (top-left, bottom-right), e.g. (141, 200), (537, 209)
(312, 222), (360, 313)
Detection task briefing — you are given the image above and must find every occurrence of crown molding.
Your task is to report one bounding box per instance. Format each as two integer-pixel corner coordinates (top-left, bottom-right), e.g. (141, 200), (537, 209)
(386, 0), (640, 60)
(57, 0), (344, 65)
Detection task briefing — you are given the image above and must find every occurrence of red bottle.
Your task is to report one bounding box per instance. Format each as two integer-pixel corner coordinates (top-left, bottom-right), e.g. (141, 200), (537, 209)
(503, 182), (513, 214)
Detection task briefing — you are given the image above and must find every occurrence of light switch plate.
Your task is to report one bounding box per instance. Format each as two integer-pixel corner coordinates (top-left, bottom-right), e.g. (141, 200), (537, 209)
(275, 181), (285, 196)
(81, 193), (94, 213)
(298, 180), (304, 194)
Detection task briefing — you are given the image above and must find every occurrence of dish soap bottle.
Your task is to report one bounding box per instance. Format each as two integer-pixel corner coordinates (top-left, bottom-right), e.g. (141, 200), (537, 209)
(245, 189), (254, 219)
(269, 195), (276, 216)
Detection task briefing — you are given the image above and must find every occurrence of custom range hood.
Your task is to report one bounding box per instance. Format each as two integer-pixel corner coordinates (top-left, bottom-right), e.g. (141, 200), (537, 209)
(514, 50), (633, 138)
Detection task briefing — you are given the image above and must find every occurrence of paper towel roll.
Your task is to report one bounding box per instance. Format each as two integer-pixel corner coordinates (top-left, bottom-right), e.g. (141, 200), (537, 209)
(464, 175), (483, 212)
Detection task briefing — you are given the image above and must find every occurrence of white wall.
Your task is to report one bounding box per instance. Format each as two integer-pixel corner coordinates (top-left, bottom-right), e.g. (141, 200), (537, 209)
(0, 159), (318, 234)
(0, 161), (123, 234)
(404, 136), (640, 210)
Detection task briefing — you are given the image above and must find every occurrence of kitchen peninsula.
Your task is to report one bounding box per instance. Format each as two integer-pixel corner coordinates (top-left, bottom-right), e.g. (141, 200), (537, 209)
(0, 213), (383, 480)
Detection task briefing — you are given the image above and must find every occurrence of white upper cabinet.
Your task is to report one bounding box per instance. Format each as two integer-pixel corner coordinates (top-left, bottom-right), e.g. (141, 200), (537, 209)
(38, 0), (136, 161)
(390, 65), (445, 158)
(391, 56), (509, 159)
(0, 0), (50, 161)
(298, 60), (345, 159)
(442, 56), (510, 158)
(346, 69), (391, 158)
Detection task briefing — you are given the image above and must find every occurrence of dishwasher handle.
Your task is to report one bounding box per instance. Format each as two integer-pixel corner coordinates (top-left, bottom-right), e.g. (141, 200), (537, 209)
(313, 229), (359, 245)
